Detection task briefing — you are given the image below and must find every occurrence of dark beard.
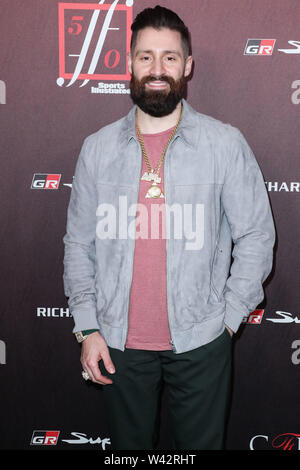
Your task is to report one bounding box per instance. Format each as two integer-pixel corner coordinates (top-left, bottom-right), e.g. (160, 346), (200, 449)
(130, 73), (187, 117)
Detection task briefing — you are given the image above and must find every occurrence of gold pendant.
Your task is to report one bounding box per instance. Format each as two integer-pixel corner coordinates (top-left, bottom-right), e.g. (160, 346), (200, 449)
(141, 171), (161, 184)
(146, 182), (164, 199)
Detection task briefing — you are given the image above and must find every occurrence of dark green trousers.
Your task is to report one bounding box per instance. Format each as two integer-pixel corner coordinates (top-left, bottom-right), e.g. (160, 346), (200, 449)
(99, 329), (232, 450)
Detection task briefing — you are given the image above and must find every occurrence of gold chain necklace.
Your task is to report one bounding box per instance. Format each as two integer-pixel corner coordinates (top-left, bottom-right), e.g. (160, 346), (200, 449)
(136, 107), (182, 199)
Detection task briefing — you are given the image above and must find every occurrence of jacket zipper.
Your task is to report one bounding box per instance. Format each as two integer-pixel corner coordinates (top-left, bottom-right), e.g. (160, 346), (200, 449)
(210, 221), (222, 301)
(164, 136), (177, 353)
(122, 139), (143, 350)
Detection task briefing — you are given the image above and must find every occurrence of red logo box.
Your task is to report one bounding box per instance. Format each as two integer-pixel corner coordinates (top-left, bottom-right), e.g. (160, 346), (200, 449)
(58, 2), (133, 84)
(31, 430), (60, 445)
(31, 174), (61, 189)
(244, 39), (276, 55)
(246, 309), (264, 324)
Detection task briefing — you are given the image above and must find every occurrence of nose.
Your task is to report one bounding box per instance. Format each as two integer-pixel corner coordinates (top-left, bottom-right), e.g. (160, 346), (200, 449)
(149, 57), (166, 78)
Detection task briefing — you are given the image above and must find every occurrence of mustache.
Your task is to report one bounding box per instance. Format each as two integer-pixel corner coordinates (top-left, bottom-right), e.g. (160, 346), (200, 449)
(139, 75), (176, 87)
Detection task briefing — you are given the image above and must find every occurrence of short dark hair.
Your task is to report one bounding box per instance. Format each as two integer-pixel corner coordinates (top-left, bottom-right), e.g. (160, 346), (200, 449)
(130, 5), (191, 58)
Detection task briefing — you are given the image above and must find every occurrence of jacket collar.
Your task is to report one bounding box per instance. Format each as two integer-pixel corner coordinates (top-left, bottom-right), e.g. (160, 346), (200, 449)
(121, 99), (199, 150)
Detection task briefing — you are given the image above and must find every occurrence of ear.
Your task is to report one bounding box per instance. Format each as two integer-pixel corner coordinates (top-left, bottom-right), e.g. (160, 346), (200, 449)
(128, 52), (133, 75)
(184, 56), (193, 78)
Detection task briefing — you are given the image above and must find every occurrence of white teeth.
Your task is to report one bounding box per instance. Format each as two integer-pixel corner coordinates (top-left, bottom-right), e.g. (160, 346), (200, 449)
(148, 81), (168, 87)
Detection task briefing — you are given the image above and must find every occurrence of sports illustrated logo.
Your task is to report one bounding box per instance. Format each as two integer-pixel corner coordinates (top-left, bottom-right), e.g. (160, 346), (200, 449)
(244, 39), (276, 55)
(243, 309), (264, 324)
(265, 181), (300, 192)
(250, 433), (300, 450)
(291, 340), (300, 365)
(278, 40), (300, 54)
(0, 340), (6, 365)
(57, 0), (133, 90)
(0, 80), (6, 104)
(30, 431), (60, 446)
(31, 174), (61, 189)
(291, 80), (300, 105)
(36, 307), (71, 318)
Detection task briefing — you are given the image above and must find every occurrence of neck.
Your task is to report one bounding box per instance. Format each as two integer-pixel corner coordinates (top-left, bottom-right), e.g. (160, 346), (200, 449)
(136, 101), (182, 134)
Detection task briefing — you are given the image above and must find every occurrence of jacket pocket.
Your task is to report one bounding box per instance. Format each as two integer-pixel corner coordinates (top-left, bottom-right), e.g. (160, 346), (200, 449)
(210, 242), (232, 302)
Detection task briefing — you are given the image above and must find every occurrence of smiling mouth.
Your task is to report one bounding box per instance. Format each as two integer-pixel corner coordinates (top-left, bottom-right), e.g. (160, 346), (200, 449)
(146, 81), (169, 89)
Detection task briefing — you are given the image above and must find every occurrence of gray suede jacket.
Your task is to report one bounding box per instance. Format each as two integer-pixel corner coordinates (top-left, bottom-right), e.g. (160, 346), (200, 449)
(63, 99), (275, 353)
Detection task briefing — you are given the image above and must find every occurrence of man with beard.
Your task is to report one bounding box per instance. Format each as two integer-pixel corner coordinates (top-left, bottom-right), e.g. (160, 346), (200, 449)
(63, 6), (275, 450)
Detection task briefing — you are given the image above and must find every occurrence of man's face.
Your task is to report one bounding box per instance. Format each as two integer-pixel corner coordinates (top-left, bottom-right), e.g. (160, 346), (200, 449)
(128, 27), (192, 117)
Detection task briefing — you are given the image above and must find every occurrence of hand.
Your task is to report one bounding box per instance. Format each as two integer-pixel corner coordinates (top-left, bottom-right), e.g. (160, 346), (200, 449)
(80, 331), (115, 385)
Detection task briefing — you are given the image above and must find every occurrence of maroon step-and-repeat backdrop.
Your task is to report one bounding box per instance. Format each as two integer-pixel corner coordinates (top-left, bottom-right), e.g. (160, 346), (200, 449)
(1, 0), (300, 451)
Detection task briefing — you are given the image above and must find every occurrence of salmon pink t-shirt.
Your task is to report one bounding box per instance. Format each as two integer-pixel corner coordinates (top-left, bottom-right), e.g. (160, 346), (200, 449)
(125, 127), (174, 350)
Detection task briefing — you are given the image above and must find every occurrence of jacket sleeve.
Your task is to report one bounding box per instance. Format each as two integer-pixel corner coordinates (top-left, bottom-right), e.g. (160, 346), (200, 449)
(221, 128), (275, 333)
(63, 137), (100, 333)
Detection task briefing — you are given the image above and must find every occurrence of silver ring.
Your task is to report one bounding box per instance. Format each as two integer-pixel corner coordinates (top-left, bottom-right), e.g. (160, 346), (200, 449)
(82, 370), (90, 381)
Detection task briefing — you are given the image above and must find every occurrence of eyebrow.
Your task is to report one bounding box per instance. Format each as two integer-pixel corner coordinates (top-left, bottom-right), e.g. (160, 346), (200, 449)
(135, 49), (182, 56)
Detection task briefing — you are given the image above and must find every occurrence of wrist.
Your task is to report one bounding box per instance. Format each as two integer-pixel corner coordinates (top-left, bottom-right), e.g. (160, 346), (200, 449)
(74, 329), (99, 343)
(82, 329), (99, 335)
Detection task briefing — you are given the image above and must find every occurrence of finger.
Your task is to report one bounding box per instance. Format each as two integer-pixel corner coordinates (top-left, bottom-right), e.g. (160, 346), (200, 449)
(87, 360), (113, 385)
(81, 362), (95, 382)
(81, 359), (100, 384)
(101, 348), (116, 375)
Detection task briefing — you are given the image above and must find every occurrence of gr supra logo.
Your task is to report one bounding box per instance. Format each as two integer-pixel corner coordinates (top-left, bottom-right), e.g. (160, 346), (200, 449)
(278, 40), (300, 54)
(31, 431), (60, 446)
(265, 311), (300, 324)
(31, 174), (61, 189)
(57, 0), (133, 88)
(244, 39), (276, 55)
(30, 431), (111, 448)
(243, 309), (264, 324)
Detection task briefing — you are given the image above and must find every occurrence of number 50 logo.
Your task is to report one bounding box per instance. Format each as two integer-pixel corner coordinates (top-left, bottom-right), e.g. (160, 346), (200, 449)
(57, 0), (133, 88)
